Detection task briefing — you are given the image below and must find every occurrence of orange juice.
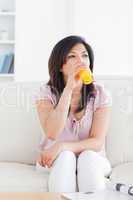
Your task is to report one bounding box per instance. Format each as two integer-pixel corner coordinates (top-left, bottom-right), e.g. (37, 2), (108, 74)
(75, 68), (93, 84)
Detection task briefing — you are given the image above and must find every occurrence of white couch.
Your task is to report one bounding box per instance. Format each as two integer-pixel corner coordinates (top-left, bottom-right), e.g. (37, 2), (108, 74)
(0, 76), (133, 192)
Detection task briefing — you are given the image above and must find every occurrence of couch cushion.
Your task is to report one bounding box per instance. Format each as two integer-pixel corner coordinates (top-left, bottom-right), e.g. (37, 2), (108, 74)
(0, 162), (49, 192)
(96, 77), (133, 167)
(0, 82), (44, 164)
(110, 162), (133, 185)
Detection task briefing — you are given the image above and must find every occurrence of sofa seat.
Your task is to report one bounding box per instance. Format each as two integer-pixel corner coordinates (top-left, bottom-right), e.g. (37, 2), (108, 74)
(110, 163), (133, 185)
(0, 162), (49, 192)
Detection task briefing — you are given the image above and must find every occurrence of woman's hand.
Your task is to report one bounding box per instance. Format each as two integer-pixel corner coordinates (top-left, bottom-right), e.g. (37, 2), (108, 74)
(65, 64), (88, 91)
(37, 142), (63, 168)
(66, 65), (83, 90)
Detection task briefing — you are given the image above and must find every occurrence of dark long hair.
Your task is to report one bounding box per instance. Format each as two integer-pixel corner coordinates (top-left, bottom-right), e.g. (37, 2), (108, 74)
(47, 35), (96, 113)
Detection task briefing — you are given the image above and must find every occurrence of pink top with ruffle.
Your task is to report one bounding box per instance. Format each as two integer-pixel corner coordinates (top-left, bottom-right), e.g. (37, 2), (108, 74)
(35, 82), (112, 157)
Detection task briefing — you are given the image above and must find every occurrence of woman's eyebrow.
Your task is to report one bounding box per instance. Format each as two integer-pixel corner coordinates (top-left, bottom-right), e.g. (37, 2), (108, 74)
(82, 51), (88, 54)
(68, 50), (88, 54)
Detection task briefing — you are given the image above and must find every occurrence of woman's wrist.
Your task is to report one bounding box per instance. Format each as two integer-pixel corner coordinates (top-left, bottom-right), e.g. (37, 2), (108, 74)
(60, 141), (81, 155)
(60, 142), (67, 152)
(64, 84), (73, 93)
(60, 142), (71, 152)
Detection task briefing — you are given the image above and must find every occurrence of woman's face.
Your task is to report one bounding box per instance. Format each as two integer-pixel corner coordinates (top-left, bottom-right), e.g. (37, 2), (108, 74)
(61, 43), (90, 82)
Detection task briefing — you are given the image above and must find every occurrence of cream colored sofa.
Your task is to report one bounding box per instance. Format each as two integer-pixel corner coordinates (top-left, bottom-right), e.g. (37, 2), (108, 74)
(0, 76), (133, 192)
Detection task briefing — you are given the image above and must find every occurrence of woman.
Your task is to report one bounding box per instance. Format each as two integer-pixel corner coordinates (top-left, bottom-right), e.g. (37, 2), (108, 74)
(35, 35), (112, 192)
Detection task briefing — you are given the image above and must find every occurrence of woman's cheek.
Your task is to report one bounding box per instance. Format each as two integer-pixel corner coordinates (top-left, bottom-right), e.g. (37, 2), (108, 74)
(62, 65), (71, 74)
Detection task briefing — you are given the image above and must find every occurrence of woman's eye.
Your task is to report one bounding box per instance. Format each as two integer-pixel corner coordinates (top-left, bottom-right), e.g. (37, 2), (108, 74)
(83, 54), (89, 57)
(67, 55), (75, 59)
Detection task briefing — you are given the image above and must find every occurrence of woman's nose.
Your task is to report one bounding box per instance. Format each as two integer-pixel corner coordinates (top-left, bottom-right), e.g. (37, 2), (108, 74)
(76, 56), (84, 64)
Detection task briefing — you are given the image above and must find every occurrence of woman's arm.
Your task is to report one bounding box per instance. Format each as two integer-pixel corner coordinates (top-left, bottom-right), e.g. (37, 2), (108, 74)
(36, 65), (83, 140)
(61, 107), (111, 154)
(38, 106), (111, 167)
(36, 85), (73, 140)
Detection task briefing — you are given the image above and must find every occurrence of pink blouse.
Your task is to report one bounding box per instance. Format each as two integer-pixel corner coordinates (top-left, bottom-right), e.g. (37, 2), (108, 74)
(35, 82), (112, 157)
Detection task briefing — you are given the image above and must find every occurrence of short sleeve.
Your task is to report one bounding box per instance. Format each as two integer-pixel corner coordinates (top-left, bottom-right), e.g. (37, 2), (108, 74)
(94, 83), (112, 111)
(34, 83), (57, 105)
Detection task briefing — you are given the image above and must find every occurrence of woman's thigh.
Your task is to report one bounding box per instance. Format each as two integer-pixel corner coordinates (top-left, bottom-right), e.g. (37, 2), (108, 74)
(48, 150), (77, 192)
(77, 150), (111, 177)
(77, 150), (112, 192)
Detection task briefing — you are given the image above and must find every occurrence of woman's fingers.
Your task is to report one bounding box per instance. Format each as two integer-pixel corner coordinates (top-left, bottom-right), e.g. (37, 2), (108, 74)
(47, 158), (53, 168)
(37, 154), (43, 166)
(42, 155), (47, 167)
(44, 157), (49, 166)
(37, 150), (54, 168)
(41, 153), (52, 167)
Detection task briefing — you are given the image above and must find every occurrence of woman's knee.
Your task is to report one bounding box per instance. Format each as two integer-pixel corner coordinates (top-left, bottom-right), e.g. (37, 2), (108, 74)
(79, 150), (97, 158)
(78, 150), (111, 175)
(54, 150), (76, 165)
(78, 150), (98, 168)
(59, 150), (76, 159)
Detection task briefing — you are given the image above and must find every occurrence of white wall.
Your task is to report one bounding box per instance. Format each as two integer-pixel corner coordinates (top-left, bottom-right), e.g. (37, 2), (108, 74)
(15, 0), (133, 81)
(15, 0), (72, 81)
(73, 0), (133, 76)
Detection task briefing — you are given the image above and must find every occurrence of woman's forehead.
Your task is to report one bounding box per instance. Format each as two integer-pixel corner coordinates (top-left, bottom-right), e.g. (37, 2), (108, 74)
(69, 43), (87, 53)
